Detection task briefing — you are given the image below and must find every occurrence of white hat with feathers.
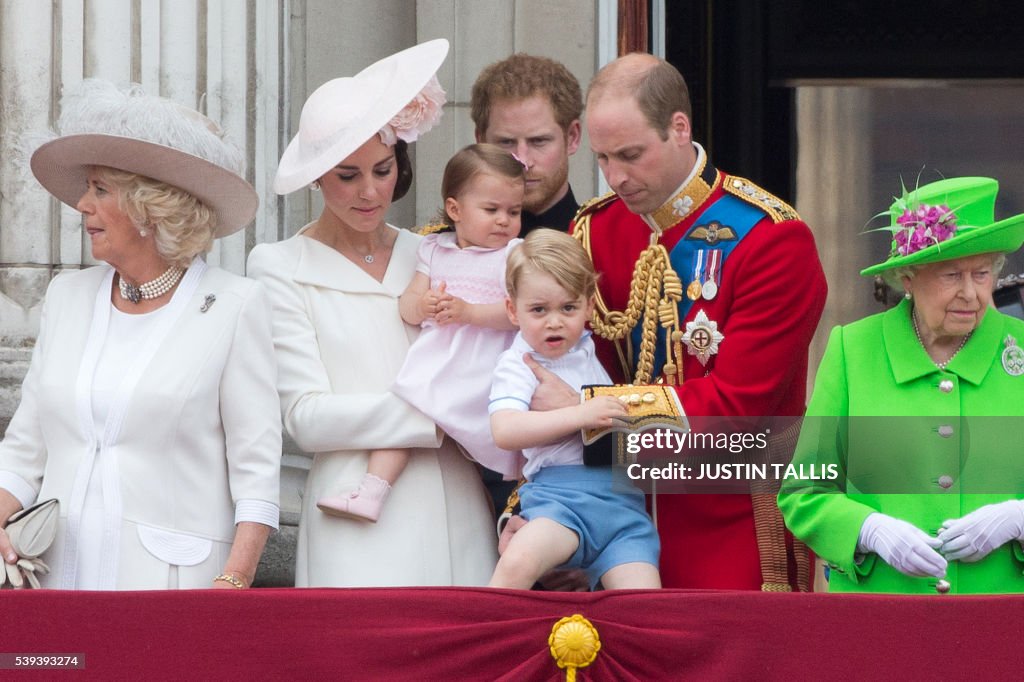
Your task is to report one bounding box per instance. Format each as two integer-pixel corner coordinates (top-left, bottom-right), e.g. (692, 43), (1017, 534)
(30, 79), (257, 237)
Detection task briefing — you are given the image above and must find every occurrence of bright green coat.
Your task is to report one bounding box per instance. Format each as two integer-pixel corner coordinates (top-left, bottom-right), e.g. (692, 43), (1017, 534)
(779, 298), (1024, 594)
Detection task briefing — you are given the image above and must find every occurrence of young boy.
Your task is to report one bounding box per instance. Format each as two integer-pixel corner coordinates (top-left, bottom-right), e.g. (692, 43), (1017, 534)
(488, 229), (661, 590)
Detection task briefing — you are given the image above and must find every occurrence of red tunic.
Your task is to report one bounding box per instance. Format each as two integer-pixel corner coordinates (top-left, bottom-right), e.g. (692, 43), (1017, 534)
(573, 162), (827, 589)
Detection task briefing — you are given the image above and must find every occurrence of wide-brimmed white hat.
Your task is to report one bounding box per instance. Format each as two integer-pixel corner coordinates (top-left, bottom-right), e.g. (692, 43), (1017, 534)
(30, 79), (258, 237)
(273, 39), (449, 195)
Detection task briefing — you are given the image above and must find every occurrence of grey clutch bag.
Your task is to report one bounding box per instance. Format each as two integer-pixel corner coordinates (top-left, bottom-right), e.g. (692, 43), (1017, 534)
(1, 498), (58, 589)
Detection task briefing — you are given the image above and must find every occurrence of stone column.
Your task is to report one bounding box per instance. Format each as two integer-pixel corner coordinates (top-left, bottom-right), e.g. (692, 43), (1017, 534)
(795, 86), (875, 388)
(0, 1), (56, 434)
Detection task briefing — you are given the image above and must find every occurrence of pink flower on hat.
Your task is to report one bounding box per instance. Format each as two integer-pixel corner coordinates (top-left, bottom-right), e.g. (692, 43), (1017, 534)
(892, 203), (957, 256)
(378, 75), (446, 146)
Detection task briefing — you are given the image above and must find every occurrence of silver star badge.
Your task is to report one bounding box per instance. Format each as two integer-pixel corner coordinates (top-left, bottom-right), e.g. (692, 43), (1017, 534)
(681, 309), (724, 366)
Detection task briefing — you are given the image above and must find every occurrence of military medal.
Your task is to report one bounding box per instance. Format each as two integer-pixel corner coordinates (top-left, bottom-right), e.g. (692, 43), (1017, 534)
(681, 309), (724, 366)
(686, 280), (702, 301)
(701, 250), (721, 300)
(687, 250), (704, 301)
(1002, 334), (1024, 376)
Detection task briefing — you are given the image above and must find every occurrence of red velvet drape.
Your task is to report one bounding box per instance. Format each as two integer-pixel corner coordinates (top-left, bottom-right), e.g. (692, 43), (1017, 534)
(2, 588), (1020, 680)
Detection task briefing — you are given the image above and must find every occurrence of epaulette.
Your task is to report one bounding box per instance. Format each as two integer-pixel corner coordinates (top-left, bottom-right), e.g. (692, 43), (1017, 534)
(570, 192), (617, 251)
(722, 175), (800, 223)
(416, 221), (452, 236)
(572, 190), (618, 223)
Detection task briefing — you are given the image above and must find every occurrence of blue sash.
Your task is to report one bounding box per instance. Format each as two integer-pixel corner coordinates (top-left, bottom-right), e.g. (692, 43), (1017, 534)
(629, 193), (765, 375)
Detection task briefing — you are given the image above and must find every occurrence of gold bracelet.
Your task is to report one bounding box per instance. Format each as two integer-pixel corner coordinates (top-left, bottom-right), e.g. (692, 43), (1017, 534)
(213, 573), (245, 589)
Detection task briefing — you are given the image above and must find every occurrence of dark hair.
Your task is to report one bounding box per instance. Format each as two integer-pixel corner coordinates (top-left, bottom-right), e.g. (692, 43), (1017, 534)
(392, 140), (413, 201)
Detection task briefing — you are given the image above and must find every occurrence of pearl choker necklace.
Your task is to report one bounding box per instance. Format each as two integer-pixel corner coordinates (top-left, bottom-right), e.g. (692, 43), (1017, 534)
(118, 266), (185, 304)
(912, 309), (971, 369)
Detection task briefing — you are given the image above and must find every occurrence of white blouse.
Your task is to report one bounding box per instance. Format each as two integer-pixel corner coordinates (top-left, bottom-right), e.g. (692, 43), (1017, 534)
(79, 306), (170, 588)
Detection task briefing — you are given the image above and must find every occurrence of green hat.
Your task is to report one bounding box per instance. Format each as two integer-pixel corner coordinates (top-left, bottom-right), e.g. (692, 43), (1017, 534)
(860, 176), (1024, 276)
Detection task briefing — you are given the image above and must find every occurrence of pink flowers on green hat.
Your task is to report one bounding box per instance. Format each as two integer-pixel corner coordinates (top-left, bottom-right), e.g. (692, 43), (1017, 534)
(893, 203), (958, 256)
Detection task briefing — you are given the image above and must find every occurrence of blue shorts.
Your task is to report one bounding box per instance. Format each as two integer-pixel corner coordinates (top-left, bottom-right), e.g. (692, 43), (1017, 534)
(520, 465), (660, 588)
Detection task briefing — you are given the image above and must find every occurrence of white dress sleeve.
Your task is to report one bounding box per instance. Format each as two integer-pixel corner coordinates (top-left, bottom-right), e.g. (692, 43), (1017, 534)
(218, 281), (282, 528)
(246, 242), (441, 455)
(415, 232), (440, 277)
(0, 275), (65, 508)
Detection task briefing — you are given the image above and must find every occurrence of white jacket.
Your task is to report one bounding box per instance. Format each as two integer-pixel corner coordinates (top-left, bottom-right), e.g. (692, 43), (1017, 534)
(247, 225), (497, 587)
(0, 260), (281, 589)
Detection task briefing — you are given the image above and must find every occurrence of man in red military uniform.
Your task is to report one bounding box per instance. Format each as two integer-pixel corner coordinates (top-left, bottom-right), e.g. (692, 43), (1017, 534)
(572, 53), (827, 590)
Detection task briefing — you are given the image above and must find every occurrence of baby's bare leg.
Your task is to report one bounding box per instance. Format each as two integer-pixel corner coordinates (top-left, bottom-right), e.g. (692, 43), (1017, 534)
(489, 518), (579, 589)
(366, 448), (410, 484)
(599, 562), (661, 589)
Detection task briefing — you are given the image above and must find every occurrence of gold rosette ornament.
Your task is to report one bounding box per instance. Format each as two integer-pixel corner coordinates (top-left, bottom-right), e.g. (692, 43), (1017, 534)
(548, 614), (601, 681)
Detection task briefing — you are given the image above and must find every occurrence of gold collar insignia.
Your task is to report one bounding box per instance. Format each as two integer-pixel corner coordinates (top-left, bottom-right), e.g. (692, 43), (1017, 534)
(645, 152), (719, 234)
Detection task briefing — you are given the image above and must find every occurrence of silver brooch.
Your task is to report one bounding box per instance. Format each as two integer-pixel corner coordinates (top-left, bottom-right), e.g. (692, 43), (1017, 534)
(681, 309), (724, 366)
(200, 294), (216, 313)
(1001, 334), (1024, 376)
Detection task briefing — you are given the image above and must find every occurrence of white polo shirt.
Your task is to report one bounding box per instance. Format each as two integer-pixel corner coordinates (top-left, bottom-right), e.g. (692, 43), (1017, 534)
(489, 331), (612, 480)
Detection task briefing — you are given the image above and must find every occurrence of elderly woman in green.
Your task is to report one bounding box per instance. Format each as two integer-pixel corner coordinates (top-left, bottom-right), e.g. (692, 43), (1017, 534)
(779, 176), (1024, 594)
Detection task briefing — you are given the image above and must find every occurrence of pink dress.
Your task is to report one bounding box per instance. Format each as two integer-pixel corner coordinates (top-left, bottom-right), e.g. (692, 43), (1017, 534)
(392, 232), (524, 478)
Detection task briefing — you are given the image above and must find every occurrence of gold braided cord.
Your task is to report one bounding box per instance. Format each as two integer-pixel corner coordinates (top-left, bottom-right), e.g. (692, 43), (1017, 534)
(589, 244), (672, 383)
(575, 211), (685, 385)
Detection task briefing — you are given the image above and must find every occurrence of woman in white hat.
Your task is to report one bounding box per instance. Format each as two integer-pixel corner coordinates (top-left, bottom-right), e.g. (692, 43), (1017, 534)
(0, 80), (281, 590)
(248, 40), (498, 587)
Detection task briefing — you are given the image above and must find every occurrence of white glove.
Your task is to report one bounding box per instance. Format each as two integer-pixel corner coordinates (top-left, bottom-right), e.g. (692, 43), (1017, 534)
(937, 500), (1024, 563)
(857, 512), (947, 578)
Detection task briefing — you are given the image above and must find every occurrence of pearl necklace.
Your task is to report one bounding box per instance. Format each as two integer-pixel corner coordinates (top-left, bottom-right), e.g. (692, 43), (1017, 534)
(912, 309), (971, 369)
(118, 266), (185, 304)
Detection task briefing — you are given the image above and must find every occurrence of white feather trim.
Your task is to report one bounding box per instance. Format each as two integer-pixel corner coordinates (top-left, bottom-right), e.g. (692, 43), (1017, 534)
(27, 79), (245, 175)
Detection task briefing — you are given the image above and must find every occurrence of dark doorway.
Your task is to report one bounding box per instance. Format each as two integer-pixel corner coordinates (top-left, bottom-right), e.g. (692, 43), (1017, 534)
(664, 0), (1024, 201)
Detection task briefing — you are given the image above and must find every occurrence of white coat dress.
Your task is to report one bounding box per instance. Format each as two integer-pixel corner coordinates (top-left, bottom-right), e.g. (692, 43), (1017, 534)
(246, 224), (497, 587)
(0, 260), (282, 589)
